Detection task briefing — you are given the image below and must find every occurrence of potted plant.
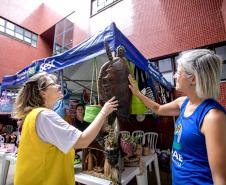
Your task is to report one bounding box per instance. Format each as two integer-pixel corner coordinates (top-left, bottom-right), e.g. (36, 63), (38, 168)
(120, 134), (136, 158)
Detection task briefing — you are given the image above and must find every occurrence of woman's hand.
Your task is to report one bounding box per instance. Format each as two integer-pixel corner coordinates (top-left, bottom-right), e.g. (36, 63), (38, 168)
(100, 97), (118, 116)
(75, 97), (118, 149)
(128, 74), (140, 96)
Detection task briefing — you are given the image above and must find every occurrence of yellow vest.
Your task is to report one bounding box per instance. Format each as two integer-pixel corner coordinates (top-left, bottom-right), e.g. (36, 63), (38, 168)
(14, 108), (75, 185)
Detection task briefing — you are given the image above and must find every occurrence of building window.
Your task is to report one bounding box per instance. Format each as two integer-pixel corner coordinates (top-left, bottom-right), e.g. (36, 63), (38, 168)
(158, 58), (172, 72)
(157, 58), (174, 86)
(215, 45), (226, 80)
(91, 0), (122, 16)
(162, 72), (174, 85)
(53, 13), (74, 55)
(150, 44), (226, 88)
(0, 17), (38, 47)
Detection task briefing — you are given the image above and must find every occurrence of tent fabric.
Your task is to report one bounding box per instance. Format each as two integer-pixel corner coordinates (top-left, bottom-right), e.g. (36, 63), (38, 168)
(1, 22), (172, 91)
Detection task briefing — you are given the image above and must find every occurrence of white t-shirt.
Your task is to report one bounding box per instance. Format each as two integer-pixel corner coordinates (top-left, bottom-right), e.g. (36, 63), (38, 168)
(36, 110), (82, 154)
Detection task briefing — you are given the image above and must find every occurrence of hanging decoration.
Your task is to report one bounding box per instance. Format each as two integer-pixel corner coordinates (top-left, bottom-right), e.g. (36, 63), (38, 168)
(84, 58), (101, 123)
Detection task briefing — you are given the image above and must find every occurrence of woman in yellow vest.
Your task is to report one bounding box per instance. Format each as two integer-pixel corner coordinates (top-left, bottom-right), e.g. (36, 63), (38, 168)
(13, 72), (118, 185)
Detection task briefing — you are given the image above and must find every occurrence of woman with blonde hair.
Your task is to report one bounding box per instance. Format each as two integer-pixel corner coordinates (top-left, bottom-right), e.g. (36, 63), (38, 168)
(13, 72), (118, 185)
(128, 49), (226, 185)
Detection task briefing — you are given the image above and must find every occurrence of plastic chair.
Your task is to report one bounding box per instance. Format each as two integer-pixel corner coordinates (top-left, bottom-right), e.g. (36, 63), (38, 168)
(120, 130), (130, 138)
(132, 130), (144, 145)
(142, 132), (161, 185)
(143, 132), (158, 154)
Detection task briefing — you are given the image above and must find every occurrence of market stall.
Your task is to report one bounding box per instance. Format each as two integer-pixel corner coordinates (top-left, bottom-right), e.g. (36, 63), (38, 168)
(1, 22), (173, 184)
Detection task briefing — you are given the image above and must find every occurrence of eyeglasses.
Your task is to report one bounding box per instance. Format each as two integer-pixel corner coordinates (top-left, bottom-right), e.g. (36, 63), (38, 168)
(39, 82), (59, 90)
(173, 71), (192, 78)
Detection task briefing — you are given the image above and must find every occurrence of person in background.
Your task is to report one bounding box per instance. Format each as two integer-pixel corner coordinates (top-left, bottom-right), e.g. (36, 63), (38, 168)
(15, 119), (23, 147)
(128, 49), (226, 185)
(72, 103), (89, 164)
(72, 103), (88, 131)
(13, 72), (118, 185)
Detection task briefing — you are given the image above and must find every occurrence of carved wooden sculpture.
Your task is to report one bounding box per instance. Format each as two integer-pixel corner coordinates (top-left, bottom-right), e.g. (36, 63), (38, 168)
(104, 157), (111, 177)
(85, 149), (97, 171)
(98, 41), (131, 118)
(98, 41), (132, 184)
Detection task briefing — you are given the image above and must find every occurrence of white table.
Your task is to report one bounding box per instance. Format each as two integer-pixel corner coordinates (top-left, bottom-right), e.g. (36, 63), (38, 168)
(75, 165), (111, 185)
(0, 153), (160, 185)
(75, 165), (140, 185)
(0, 152), (7, 185)
(74, 154), (161, 185)
(74, 155), (156, 185)
(121, 166), (140, 185)
(0, 152), (17, 185)
(141, 153), (161, 185)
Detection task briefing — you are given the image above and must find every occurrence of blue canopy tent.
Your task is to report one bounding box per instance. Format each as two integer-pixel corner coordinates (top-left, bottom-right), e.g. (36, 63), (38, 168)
(1, 22), (172, 96)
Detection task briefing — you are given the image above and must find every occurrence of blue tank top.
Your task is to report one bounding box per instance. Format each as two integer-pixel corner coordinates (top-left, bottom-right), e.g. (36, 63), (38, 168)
(172, 98), (226, 185)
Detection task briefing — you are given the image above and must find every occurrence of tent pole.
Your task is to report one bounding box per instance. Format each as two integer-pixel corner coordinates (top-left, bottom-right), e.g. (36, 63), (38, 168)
(59, 69), (64, 94)
(63, 75), (96, 93)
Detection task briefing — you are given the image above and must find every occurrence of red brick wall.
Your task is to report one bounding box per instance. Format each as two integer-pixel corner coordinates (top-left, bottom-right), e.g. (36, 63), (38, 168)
(174, 82), (226, 109)
(218, 82), (226, 108)
(130, 0), (226, 58)
(0, 2), (63, 80)
(71, 0), (226, 59)
(0, 2), (62, 34)
(0, 34), (52, 79)
(223, 0), (226, 29)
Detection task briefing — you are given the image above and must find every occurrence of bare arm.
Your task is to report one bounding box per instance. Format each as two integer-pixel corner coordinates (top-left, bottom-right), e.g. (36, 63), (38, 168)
(128, 74), (184, 116)
(201, 109), (226, 185)
(74, 97), (118, 149)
